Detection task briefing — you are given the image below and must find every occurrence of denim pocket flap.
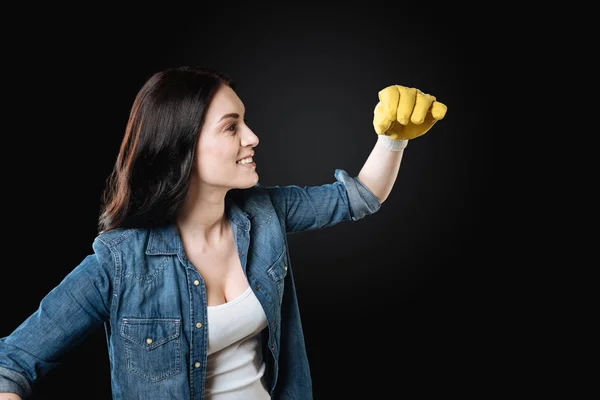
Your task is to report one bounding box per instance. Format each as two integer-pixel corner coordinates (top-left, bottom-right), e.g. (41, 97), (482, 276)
(121, 318), (181, 350)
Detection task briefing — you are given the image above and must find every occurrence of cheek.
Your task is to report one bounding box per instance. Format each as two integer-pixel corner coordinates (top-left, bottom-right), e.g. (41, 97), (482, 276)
(196, 146), (233, 175)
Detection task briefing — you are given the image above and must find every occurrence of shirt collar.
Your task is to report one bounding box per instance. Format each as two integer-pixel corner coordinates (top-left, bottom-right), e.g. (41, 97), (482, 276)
(145, 194), (251, 256)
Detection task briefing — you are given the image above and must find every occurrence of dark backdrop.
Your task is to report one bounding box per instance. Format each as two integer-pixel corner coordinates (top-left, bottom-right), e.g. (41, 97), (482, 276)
(2, 3), (495, 399)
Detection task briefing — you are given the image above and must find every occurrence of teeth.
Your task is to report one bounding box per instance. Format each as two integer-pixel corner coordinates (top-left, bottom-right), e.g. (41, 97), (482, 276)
(237, 157), (253, 164)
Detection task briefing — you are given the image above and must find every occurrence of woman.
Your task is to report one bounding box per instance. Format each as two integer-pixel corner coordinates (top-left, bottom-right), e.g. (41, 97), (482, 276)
(0, 66), (447, 400)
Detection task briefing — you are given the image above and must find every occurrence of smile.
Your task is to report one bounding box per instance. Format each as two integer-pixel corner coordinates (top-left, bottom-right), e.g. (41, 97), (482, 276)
(236, 156), (254, 165)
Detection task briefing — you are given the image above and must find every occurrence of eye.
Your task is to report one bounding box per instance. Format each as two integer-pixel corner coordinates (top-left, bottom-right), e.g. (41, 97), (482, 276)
(226, 118), (248, 133)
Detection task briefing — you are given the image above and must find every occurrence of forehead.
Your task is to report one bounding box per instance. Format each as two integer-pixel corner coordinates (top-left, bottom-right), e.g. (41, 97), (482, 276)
(206, 85), (244, 123)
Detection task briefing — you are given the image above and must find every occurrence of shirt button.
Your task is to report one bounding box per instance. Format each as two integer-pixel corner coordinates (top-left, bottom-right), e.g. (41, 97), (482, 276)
(284, 265), (288, 270)
(146, 338), (153, 344)
(196, 322), (202, 329)
(193, 280), (200, 286)
(195, 362), (201, 368)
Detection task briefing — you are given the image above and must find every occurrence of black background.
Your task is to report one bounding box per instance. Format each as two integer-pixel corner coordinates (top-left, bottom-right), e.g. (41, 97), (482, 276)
(2, 3), (497, 399)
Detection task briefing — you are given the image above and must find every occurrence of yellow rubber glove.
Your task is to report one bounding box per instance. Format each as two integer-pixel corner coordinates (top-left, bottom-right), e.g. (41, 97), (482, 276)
(373, 85), (448, 140)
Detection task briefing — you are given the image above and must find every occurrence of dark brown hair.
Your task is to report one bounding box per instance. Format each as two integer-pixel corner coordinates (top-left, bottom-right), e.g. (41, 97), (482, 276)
(98, 66), (235, 233)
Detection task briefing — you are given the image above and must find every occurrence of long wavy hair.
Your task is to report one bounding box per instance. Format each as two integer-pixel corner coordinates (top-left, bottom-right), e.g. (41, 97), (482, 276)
(98, 66), (235, 233)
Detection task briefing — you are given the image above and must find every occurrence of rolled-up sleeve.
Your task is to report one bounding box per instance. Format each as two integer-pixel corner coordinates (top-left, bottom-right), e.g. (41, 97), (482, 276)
(333, 169), (381, 221)
(0, 365), (31, 398)
(0, 239), (114, 398)
(265, 168), (381, 233)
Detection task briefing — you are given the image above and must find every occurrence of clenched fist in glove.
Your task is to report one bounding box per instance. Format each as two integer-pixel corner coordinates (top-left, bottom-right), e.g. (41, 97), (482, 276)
(373, 85), (447, 141)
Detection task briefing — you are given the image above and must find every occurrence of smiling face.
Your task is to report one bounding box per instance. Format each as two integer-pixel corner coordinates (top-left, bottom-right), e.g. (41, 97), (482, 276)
(193, 84), (260, 192)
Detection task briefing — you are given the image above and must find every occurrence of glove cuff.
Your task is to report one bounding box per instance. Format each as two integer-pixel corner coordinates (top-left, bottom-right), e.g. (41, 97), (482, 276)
(377, 134), (408, 151)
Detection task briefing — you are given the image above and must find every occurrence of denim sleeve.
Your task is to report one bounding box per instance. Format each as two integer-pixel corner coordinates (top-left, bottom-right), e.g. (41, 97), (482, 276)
(265, 168), (381, 234)
(0, 239), (113, 398)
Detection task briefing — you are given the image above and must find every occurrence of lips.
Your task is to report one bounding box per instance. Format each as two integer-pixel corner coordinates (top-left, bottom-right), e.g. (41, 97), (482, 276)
(236, 153), (254, 162)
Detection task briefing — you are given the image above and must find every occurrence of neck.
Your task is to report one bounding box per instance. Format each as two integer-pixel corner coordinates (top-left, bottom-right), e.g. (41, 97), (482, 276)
(176, 185), (230, 247)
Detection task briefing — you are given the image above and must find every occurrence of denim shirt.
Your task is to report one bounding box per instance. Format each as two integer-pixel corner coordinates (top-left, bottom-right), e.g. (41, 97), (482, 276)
(0, 169), (381, 400)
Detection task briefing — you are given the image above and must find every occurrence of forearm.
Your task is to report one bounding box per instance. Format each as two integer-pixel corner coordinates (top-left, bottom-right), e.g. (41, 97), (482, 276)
(357, 135), (407, 204)
(0, 394), (23, 400)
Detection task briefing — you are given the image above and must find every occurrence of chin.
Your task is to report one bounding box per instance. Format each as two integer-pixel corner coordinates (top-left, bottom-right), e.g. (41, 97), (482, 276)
(237, 175), (260, 189)
(248, 175), (260, 188)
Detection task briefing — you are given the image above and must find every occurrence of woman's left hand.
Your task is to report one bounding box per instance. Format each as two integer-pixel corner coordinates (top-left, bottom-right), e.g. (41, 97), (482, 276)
(373, 84), (447, 140)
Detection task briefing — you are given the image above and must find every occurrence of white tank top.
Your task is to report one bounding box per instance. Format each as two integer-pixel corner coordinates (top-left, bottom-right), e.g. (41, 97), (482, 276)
(205, 286), (270, 399)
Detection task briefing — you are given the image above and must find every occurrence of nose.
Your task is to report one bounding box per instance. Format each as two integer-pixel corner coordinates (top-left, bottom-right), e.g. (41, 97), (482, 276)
(241, 126), (259, 148)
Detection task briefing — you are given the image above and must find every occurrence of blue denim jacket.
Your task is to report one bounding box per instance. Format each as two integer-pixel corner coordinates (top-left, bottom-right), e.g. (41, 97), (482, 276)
(0, 169), (381, 400)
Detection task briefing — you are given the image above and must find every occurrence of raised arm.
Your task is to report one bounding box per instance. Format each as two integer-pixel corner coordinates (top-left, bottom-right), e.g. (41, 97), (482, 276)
(262, 84), (446, 234)
(358, 84), (448, 203)
(264, 168), (382, 234)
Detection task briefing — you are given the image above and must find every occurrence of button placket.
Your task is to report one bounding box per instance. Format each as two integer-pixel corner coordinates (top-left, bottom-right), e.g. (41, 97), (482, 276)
(191, 274), (204, 375)
(192, 280), (203, 330)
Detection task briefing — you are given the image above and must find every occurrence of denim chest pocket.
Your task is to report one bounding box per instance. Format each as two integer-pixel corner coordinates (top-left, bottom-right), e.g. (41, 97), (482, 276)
(267, 250), (288, 304)
(120, 317), (182, 382)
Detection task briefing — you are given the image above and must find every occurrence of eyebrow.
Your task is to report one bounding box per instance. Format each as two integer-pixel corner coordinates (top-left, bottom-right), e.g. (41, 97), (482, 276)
(217, 113), (240, 124)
